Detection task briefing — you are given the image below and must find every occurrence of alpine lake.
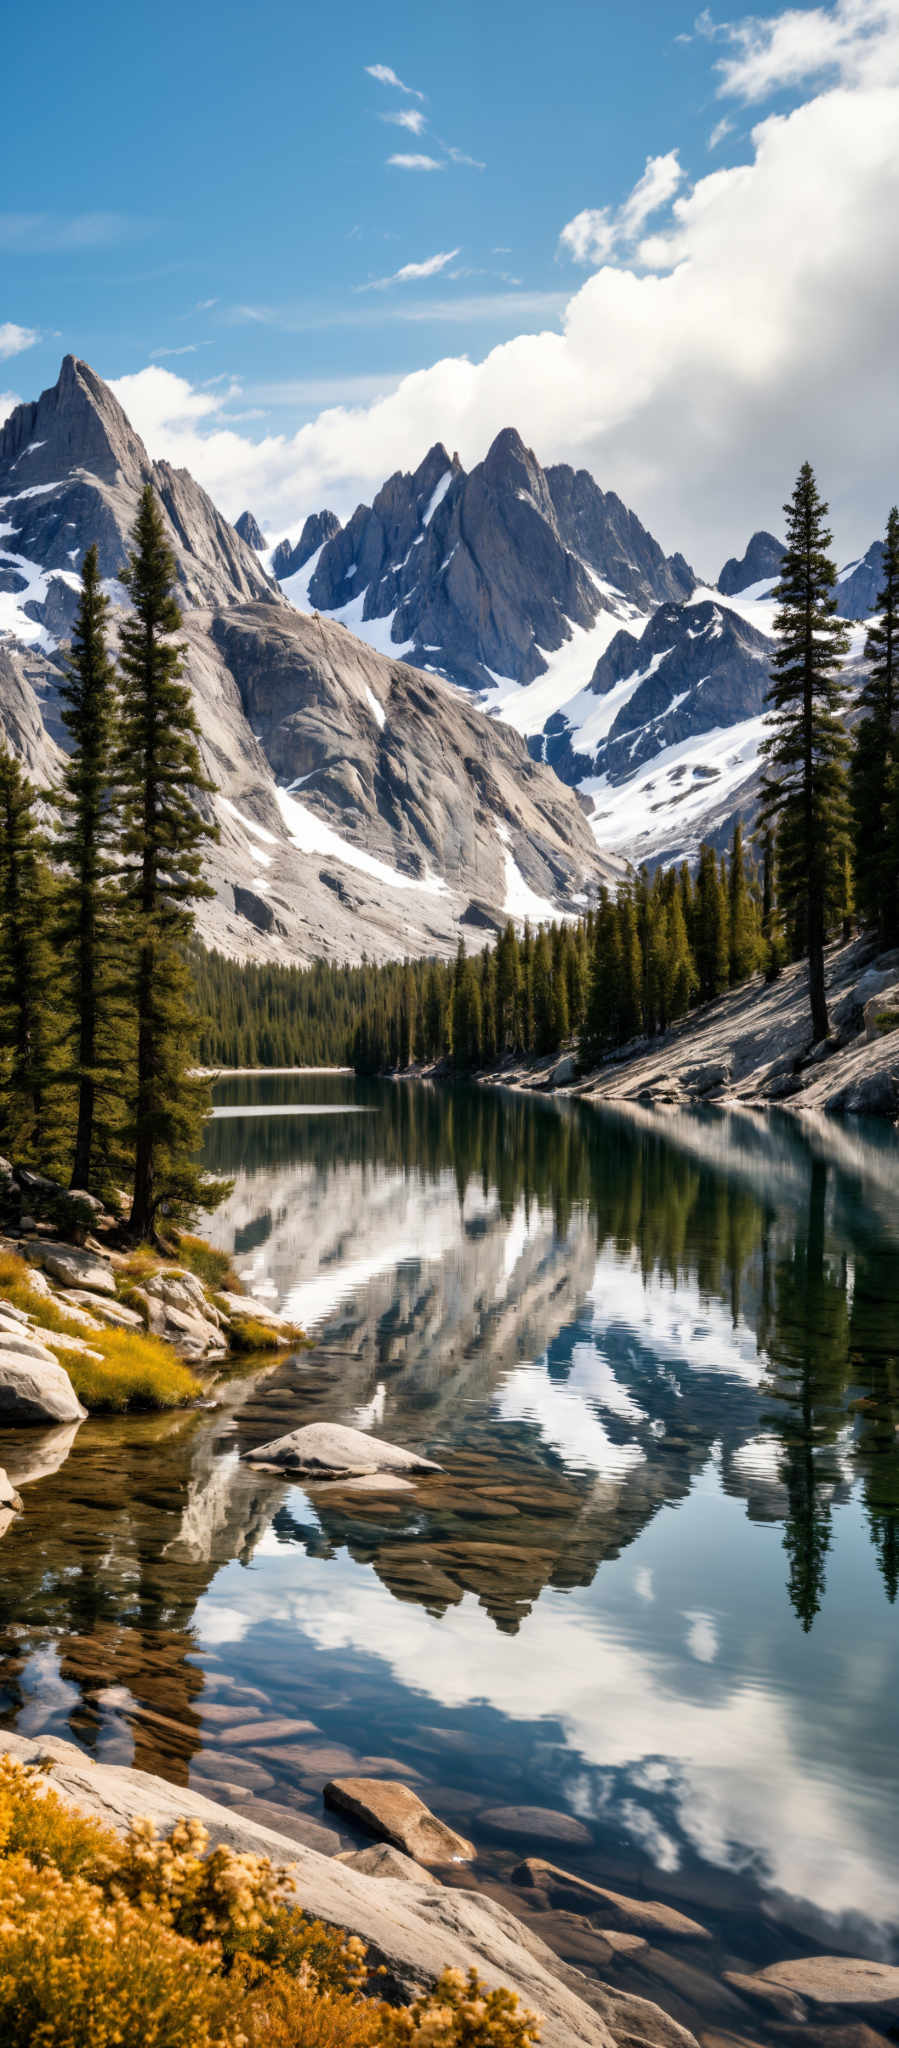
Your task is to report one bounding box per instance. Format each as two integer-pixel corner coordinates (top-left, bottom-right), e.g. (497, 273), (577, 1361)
(1, 1072), (898, 2041)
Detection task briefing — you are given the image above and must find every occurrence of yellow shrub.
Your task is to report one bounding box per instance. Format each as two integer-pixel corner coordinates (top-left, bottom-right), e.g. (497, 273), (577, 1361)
(51, 1327), (200, 1412)
(176, 1232), (243, 1294)
(381, 1970), (540, 2048)
(225, 1312), (298, 1354)
(0, 1251), (85, 1336)
(0, 1758), (539, 2048)
(0, 1757), (118, 1878)
(0, 1856), (245, 2048)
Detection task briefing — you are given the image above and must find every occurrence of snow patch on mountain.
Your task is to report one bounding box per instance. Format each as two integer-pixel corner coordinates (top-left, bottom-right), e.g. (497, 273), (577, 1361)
(584, 710), (771, 861)
(481, 598), (645, 738)
(275, 784), (448, 895)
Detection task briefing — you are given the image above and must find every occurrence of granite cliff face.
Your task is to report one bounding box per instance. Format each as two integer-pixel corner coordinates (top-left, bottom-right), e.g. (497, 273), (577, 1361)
(300, 428), (694, 690)
(0, 358), (620, 960)
(717, 530), (784, 596)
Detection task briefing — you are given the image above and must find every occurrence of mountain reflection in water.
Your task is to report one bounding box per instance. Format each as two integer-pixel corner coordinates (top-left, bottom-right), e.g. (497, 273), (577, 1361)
(1, 1074), (898, 1973)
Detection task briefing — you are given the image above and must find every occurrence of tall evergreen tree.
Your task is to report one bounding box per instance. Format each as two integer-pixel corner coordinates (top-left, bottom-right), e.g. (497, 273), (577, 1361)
(0, 752), (58, 1165)
(694, 843), (729, 1002)
(850, 507), (899, 944)
(728, 820), (759, 985)
(761, 464), (850, 1041)
(55, 546), (122, 1191)
(116, 485), (225, 1241)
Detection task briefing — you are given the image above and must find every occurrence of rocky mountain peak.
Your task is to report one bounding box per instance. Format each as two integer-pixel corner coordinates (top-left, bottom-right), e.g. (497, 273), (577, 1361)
(0, 355), (148, 495)
(235, 509), (265, 550)
(717, 530), (784, 596)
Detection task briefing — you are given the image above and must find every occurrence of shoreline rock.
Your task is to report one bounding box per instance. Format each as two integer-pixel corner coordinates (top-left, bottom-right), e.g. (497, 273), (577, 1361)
(324, 1776), (476, 1866)
(1, 1730), (667, 2048)
(246, 1421), (441, 1479)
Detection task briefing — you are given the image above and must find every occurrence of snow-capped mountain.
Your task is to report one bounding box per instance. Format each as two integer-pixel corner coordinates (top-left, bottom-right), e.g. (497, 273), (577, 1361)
(0, 359), (622, 962)
(262, 449), (876, 865)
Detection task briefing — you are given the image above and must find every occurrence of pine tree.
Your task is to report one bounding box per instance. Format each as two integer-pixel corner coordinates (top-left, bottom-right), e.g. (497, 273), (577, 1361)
(116, 485), (226, 1241)
(728, 820), (759, 985)
(761, 464), (850, 1041)
(694, 843), (729, 1001)
(55, 545), (123, 1192)
(850, 507), (899, 943)
(0, 752), (59, 1165)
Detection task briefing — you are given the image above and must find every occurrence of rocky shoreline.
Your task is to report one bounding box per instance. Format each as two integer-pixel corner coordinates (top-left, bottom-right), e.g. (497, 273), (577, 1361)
(471, 936), (899, 1123)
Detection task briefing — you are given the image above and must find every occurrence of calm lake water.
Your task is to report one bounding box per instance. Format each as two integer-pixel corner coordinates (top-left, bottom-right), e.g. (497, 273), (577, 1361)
(1, 1075), (898, 2029)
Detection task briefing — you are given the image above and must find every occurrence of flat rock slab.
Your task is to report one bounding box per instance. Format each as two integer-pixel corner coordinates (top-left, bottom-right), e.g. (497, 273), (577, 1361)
(246, 1422), (441, 1478)
(724, 1971), (807, 2022)
(63, 1290), (144, 1329)
(512, 1860), (710, 1938)
(232, 1798), (342, 1856)
(337, 1843), (443, 1887)
(482, 1808), (594, 1848)
(324, 1775), (475, 1866)
(757, 1959), (899, 2006)
(0, 1355), (87, 1425)
(222, 1717), (319, 1746)
(26, 1241), (116, 1295)
(2, 1731), (650, 2048)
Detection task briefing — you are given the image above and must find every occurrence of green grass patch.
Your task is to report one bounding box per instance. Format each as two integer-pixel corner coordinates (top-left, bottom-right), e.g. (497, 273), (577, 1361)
(0, 1251), (85, 1336)
(49, 1327), (200, 1413)
(224, 1311), (302, 1354)
(175, 1231), (243, 1295)
(874, 1007), (899, 1036)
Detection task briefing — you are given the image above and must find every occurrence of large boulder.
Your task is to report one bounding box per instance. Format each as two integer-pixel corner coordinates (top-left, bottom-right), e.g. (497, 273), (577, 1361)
(754, 1958), (899, 2006)
(25, 1240), (116, 1296)
(0, 1466), (23, 1511)
(324, 1777), (475, 1866)
(134, 1268), (225, 1360)
(0, 1348), (86, 1424)
(246, 1422), (440, 1478)
(2, 1732), (667, 2048)
(337, 1843), (442, 1887)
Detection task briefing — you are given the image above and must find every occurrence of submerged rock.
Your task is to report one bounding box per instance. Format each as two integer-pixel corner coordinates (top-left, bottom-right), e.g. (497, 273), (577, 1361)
(755, 1958), (899, 2006)
(512, 1861), (711, 1938)
(482, 1808), (594, 1847)
(324, 1775), (475, 1866)
(246, 1422), (441, 1478)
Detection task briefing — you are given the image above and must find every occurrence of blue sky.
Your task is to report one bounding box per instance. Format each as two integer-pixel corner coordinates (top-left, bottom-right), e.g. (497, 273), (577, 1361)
(4, 0), (899, 564)
(5, 0), (741, 405)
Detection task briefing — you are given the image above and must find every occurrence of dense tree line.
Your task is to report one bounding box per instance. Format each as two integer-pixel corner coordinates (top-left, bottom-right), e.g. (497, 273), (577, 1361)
(194, 823), (771, 1074)
(0, 490), (224, 1238)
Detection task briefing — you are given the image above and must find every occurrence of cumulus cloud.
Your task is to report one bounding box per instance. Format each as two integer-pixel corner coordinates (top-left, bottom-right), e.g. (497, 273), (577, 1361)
(715, 0), (899, 99)
(387, 152), (444, 171)
(560, 151), (684, 264)
(111, 0), (899, 566)
(365, 62), (425, 99)
(0, 391), (22, 425)
(356, 248), (462, 291)
(0, 322), (38, 360)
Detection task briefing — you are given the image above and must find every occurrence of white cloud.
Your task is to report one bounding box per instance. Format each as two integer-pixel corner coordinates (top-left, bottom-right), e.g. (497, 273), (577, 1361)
(150, 342), (200, 358)
(357, 248), (462, 292)
(708, 115), (733, 147)
(715, 0), (899, 100)
(109, 0), (899, 565)
(443, 143), (487, 169)
(365, 62), (425, 99)
(380, 109), (427, 134)
(387, 153), (444, 172)
(0, 391), (22, 426)
(560, 151), (684, 264)
(0, 323), (38, 361)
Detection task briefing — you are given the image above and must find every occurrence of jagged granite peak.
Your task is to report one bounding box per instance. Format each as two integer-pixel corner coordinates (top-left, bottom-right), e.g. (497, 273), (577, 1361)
(545, 463), (694, 609)
(272, 508), (342, 583)
(235, 509), (266, 550)
(717, 531), (784, 596)
(0, 356), (620, 960)
(836, 538), (884, 620)
(298, 429), (694, 692)
(0, 353), (147, 492)
(0, 356), (276, 642)
(542, 595), (774, 789)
